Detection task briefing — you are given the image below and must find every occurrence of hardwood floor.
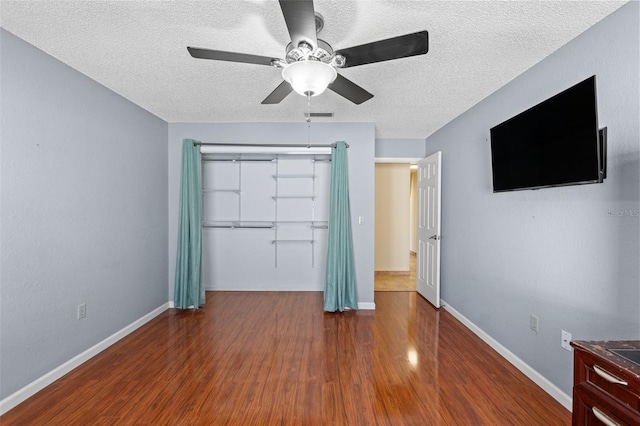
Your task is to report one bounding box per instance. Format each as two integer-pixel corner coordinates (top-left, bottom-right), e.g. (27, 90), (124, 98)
(1, 291), (571, 425)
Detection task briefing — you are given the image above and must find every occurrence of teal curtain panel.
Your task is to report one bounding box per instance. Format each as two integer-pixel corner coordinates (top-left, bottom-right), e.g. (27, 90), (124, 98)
(324, 141), (358, 312)
(174, 139), (205, 309)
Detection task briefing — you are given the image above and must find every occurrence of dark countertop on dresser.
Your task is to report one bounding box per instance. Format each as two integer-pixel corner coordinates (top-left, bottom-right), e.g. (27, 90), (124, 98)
(571, 340), (640, 380)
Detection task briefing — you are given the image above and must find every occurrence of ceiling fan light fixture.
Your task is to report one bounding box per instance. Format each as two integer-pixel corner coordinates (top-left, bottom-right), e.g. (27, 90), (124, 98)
(282, 61), (337, 97)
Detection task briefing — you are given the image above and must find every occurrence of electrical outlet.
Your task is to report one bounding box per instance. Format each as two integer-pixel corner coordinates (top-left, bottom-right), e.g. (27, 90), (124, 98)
(77, 303), (86, 320)
(529, 314), (539, 333)
(561, 330), (572, 351)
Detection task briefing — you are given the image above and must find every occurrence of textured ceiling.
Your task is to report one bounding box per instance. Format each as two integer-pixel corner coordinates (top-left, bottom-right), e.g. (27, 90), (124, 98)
(0, 0), (627, 138)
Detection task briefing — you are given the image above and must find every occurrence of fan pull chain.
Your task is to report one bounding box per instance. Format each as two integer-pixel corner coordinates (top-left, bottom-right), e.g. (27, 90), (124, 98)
(306, 92), (311, 148)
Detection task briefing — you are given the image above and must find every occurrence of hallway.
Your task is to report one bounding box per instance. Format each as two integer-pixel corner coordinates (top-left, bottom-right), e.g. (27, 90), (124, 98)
(375, 252), (416, 291)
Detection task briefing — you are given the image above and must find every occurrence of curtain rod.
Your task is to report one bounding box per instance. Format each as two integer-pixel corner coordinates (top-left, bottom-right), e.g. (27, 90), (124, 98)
(193, 141), (349, 148)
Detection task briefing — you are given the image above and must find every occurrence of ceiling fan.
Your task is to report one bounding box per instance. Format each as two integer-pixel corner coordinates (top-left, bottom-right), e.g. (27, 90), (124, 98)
(187, 0), (429, 105)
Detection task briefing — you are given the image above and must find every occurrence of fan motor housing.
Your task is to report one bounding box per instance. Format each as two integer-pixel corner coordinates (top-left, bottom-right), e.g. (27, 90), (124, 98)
(285, 39), (334, 64)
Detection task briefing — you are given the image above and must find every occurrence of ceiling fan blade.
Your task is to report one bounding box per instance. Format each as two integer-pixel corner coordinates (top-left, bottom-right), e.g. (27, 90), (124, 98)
(335, 31), (429, 68)
(328, 74), (374, 105)
(279, 0), (318, 50)
(261, 81), (294, 104)
(187, 47), (277, 66)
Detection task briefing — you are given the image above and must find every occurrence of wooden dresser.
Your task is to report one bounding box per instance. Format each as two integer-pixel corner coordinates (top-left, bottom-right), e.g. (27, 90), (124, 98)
(571, 340), (640, 425)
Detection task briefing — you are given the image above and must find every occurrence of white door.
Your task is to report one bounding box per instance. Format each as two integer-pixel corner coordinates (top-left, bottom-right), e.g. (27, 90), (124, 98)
(416, 152), (442, 308)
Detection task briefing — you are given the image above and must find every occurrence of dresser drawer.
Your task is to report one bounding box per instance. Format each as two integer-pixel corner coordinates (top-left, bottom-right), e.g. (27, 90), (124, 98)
(575, 349), (640, 411)
(574, 382), (640, 426)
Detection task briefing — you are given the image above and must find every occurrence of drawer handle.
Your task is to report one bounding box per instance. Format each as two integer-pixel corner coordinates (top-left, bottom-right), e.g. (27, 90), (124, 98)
(592, 407), (620, 426)
(593, 365), (628, 386)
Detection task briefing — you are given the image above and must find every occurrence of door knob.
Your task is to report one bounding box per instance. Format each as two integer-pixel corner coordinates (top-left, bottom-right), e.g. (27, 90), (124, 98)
(429, 235), (442, 240)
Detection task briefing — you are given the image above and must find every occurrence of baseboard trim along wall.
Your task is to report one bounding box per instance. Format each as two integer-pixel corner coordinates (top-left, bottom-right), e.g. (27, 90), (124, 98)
(441, 300), (572, 412)
(0, 302), (170, 415)
(205, 284), (324, 292)
(358, 302), (376, 310)
(170, 299), (375, 310)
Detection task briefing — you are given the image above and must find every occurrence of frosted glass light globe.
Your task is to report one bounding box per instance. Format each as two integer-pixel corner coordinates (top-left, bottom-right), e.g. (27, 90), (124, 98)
(282, 61), (337, 97)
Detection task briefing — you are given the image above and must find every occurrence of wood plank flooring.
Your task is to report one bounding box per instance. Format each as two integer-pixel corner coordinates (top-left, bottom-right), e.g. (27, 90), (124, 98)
(1, 291), (571, 425)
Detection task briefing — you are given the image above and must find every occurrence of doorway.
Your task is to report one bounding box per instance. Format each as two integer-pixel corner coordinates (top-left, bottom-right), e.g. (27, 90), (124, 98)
(374, 162), (418, 291)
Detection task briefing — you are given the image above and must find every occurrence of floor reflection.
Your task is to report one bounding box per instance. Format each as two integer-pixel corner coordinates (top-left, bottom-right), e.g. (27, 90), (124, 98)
(373, 291), (443, 424)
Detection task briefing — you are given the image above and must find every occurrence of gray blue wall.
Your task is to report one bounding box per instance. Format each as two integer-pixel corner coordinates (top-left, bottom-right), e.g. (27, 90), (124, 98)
(0, 29), (169, 399)
(426, 2), (639, 396)
(375, 138), (426, 159)
(168, 123), (376, 307)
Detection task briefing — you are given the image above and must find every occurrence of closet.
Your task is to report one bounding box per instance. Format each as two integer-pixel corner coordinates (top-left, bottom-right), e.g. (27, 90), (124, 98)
(201, 149), (331, 291)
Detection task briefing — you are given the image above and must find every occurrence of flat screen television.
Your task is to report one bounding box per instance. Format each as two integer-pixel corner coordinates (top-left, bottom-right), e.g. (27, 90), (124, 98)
(490, 75), (605, 192)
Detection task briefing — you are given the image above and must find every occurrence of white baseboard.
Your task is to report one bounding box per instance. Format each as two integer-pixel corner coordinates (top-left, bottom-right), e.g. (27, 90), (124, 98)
(205, 285), (324, 291)
(441, 300), (572, 412)
(171, 296), (374, 310)
(0, 302), (170, 416)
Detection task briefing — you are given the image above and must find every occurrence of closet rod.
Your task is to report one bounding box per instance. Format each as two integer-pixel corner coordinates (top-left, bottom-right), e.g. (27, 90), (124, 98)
(201, 158), (275, 162)
(193, 141), (349, 148)
(203, 225), (275, 229)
